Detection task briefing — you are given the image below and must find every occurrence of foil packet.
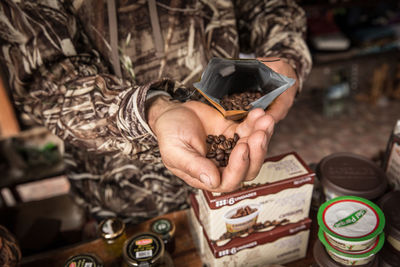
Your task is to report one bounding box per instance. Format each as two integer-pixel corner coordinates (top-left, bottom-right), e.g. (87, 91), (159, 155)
(193, 58), (295, 120)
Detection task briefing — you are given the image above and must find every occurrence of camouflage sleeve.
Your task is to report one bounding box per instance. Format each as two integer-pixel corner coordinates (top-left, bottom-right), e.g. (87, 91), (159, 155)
(234, 0), (312, 91)
(0, 0), (157, 161)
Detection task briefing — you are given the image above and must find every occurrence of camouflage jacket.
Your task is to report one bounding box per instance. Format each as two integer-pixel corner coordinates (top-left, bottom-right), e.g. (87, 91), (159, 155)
(0, 0), (311, 223)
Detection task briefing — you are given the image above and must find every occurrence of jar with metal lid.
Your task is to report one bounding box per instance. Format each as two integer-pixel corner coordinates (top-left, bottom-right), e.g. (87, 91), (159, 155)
(150, 218), (176, 254)
(316, 152), (387, 201)
(99, 217), (127, 258)
(122, 232), (174, 267)
(63, 253), (104, 267)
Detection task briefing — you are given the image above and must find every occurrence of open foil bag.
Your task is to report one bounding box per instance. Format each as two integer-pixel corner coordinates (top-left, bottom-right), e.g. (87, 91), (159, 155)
(193, 58), (295, 120)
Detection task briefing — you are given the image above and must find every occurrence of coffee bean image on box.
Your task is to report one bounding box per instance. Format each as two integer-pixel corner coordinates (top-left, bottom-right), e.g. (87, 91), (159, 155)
(212, 218), (291, 246)
(206, 133), (239, 167)
(230, 205), (257, 219)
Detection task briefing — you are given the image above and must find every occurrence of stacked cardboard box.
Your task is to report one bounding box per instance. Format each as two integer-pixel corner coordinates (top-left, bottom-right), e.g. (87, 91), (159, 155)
(188, 152), (315, 266)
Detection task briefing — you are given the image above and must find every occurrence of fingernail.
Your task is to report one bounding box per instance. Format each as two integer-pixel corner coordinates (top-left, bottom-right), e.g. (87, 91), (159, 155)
(200, 173), (213, 188)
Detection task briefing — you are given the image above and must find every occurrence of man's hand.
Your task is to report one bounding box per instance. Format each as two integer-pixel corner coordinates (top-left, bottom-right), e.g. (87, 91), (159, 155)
(258, 57), (299, 123)
(147, 95), (274, 193)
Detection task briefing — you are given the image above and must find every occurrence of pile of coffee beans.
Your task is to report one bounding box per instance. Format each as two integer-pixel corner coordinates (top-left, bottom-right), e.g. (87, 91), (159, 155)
(230, 205), (257, 219)
(206, 133), (239, 167)
(220, 92), (263, 111)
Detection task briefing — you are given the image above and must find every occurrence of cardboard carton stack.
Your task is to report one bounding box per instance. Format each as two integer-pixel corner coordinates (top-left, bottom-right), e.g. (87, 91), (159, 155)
(188, 152), (315, 266)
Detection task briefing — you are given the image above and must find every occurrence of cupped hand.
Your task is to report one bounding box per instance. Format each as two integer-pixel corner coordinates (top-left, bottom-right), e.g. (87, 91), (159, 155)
(147, 96), (274, 192)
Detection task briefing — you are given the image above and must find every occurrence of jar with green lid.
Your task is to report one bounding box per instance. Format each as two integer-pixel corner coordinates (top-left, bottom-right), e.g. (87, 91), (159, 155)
(318, 230), (385, 266)
(122, 232), (174, 267)
(63, 253), (103, 267)
(317, 196), (385, 252)
(150, 218), (176, 254)
(99, 217), (127, 258)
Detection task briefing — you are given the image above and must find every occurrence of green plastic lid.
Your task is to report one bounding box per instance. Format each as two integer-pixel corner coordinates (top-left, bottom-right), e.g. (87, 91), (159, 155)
(318, 196), (385, 242)
(319, 230), (385, 259)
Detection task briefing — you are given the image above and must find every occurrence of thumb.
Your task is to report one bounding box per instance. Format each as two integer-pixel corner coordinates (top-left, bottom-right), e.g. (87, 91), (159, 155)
(162, 144), (221, 190)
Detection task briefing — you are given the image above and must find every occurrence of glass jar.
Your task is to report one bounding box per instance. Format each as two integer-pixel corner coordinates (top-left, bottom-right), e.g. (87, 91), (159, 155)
(122, 232), (174, 267)
(63, 253), (103, 267)
(150, 218), (176, 254)
(99, 217), (127, 258)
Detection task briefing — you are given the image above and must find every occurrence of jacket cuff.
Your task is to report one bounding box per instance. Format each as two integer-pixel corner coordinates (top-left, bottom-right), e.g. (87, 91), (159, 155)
(117, 82), (158, 147)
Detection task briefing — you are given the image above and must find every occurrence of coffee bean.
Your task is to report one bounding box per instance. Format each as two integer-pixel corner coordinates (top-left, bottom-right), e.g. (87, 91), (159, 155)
(206, 133), (240, 167)
(220, 91), (264, 111)
(206, 151), (216, 158)
(211, 143), (218, 151)
(244, 105), (252, 111)
(234, 133), (239, 142)
(216, 148), (224, 154)
(216, 153), (225, 161)
(222, 141), (230, 150)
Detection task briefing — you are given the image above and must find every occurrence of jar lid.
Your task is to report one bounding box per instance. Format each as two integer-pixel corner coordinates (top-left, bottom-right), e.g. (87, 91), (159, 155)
(318, 230), (385, 259)
(317, 196), (385, 242)
(150, 218), (175, 238)
(99, 217), (125, 240)
(123, 232), (164, 267)
(316, 153), (387, 199)
(313, 239), (380, 267)
(63, 253), (103, 267)
(378, 191), (400, 241)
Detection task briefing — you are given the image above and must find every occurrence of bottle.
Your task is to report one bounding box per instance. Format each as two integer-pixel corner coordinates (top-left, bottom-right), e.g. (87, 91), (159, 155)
(63, 253), (103, 267)
(150, 218), (176, 254)
(122, 232), (174, 267)
(99, 217), (127, 258)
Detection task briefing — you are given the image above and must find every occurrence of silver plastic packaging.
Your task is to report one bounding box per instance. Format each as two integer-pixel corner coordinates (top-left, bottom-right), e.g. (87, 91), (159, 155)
(193, 58), (295, 120)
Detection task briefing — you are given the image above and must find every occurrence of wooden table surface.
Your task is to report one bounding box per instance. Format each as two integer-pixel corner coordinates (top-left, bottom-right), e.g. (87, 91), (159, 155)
(20, 209), (318, 267)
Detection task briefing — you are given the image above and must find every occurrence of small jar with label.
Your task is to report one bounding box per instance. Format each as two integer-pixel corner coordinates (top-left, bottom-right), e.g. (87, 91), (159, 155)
(99, 217), (127, 258)
(316, 153), (387, 201)
(150, 218), (176, 254)
(122, 232), (174, 267)
(63, 253), (103, 267)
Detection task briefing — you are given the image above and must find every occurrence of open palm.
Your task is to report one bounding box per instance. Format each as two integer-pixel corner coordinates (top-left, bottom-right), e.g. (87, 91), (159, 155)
(152, 100), (274, 192)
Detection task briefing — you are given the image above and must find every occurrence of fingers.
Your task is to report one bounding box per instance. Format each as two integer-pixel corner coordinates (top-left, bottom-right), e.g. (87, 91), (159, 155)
(235, 108), (265, 137)
(244, 130), (268, 180)
(169, 165), (218, 191)
(161, 143), (221, 190)
(218, 142), (250, 192)
(253, 113), (275, 138)
(236, 112), (275, 182)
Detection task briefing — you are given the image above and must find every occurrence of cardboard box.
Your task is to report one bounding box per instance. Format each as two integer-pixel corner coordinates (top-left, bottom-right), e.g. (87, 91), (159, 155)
(195, 152), (314, 243)
(189, 194), (311, 267)
(383, 120), (400, 190)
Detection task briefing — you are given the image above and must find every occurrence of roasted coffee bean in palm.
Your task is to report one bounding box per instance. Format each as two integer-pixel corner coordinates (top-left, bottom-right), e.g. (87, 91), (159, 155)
(206, 133), (239, 167)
